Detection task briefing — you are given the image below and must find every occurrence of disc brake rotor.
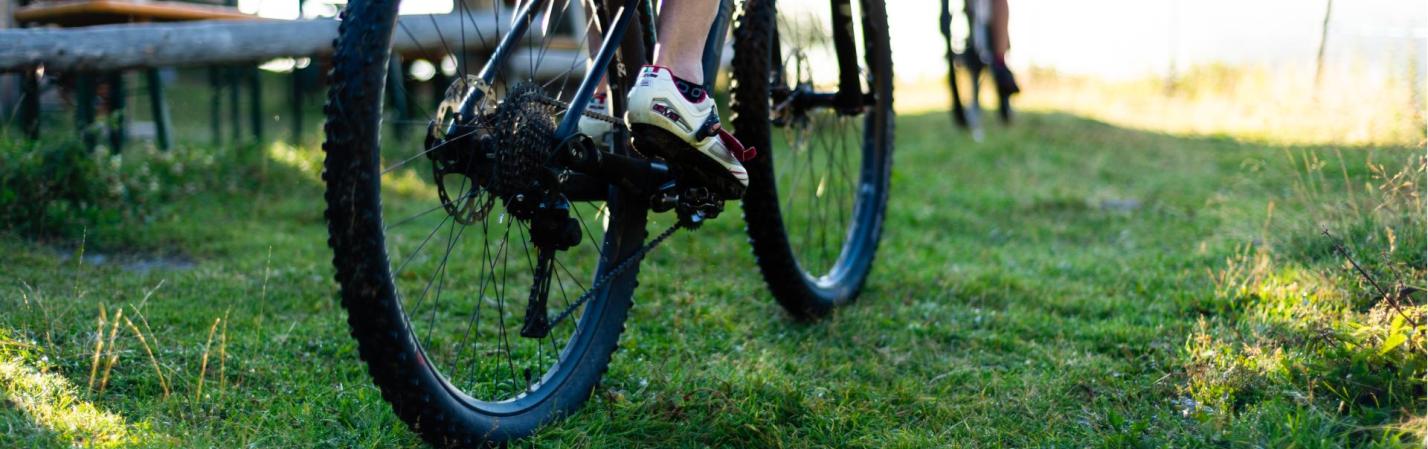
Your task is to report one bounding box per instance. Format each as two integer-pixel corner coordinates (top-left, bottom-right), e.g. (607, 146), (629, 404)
(431, 75), (494, 141)
(774, 49), (815, 148)
(427, 75), (496, 225)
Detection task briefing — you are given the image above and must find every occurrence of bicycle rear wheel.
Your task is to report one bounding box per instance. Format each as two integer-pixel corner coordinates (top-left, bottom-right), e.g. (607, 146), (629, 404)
(322, 0), (649, 445)
(732, 0), (894, 319)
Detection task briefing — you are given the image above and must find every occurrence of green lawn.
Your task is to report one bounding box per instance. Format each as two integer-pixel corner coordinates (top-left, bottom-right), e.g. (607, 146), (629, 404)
(1, 109), (1423, 448)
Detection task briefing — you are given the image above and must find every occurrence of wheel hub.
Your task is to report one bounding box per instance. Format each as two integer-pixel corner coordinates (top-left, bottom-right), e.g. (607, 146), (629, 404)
(422, 80), (583, 340)
(425, 81), (564, 224)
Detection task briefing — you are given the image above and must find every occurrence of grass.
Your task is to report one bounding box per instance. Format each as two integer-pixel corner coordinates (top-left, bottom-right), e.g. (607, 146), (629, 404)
(1016, 64), (1426, 148)
(1, 73), (1424, 447)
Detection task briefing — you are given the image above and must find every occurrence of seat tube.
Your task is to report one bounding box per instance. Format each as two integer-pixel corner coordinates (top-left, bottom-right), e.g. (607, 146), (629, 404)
(554, 0), (643, 139)
(701, 0), (734, 92)
(829, 0), (863, 110)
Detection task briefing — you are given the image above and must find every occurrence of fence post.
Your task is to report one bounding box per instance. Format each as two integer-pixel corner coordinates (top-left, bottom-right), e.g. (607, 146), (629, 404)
(228, 66), (241, 144)
(106, 71), (126, 152)
(249, 66), (262, 142)
(19, 67), (39, 139)
(146, 69), (172, 150)
(209, 66), (221, 146)
(289, 0), (306, 144)
(0, 0), (14, 124)
(76, 72), (97, 150)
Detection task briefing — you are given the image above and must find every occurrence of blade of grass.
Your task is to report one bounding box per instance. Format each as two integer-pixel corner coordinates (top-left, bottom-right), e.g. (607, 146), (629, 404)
(87, 303), (106, 391)
(97, 308), (124, 394)
(217, 309), (230, 404)
(195, 316), (221, 403)
(121, 315), (170, 399)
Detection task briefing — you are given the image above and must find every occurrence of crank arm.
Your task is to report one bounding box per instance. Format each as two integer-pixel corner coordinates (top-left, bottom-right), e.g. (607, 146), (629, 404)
(557, 136), (672, 195)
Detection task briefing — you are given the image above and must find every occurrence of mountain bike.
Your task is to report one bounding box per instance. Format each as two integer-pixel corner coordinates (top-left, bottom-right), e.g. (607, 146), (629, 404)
(321, 0), (893, 445)
(940, 0), (1010, 141)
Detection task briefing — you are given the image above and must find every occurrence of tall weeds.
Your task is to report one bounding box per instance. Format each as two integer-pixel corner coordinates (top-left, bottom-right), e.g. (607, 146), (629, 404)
(1185, 152), (1425, 446)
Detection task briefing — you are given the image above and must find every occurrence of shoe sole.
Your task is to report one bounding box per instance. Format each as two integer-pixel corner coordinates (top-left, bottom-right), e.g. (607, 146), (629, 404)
(632, 123), (746, 200)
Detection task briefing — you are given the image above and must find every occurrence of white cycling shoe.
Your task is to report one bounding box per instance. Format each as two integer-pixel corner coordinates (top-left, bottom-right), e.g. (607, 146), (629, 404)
(625, 65), (754, 199)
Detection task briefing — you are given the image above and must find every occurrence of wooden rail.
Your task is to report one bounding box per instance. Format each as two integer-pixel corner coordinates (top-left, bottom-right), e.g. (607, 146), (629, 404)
(0, 13), (579, 73)
(14, 0), (254, 25)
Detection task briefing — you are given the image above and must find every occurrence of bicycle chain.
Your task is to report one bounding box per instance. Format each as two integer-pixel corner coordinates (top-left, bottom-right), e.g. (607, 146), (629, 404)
(545, 220), (684, 328)
(532, 96), (626, 128)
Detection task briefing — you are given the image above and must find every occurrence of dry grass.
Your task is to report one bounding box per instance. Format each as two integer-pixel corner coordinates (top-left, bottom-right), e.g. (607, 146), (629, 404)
(1017, 64), (1425, 147)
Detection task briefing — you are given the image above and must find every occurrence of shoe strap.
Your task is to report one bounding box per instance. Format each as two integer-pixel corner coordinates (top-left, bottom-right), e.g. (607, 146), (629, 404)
(716, 128), (757, 162)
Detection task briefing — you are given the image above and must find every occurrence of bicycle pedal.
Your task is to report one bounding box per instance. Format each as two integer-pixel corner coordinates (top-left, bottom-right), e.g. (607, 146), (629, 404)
(675, 187), (724, 227)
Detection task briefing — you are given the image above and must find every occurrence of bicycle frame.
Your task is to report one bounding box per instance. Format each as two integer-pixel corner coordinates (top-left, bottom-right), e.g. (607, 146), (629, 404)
(440, 0), (867, 199)
(452, 0), (643, 143)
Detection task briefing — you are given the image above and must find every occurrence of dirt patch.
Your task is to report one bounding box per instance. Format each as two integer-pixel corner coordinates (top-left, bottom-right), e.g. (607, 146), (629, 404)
(56, 251), (197, 274)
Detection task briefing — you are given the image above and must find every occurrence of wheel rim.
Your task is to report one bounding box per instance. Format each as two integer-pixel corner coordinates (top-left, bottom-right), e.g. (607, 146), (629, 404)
(368, 0), (626, 409)
(767, 3), (886, 289)
(381, 192), (613, 410)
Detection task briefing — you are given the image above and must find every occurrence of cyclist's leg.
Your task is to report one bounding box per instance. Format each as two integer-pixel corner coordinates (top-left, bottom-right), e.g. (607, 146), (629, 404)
(989, 0), (1019, 95)
(991, 0), (1009, 63)
(653, 0), (720, 84)
(579, 3), (614, 140)
(585, 18), (610, 95)
(701, 0), (734, 91)
(627, 0), (750, 199)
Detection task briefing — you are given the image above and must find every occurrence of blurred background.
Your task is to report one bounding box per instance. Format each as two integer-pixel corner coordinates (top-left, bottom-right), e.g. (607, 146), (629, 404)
(5, 0), (1424, 147)
(890, 0), (1427, 146)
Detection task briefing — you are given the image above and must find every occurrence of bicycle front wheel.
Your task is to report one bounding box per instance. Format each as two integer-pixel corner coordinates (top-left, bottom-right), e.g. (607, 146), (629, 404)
(731, 0), (894, 319)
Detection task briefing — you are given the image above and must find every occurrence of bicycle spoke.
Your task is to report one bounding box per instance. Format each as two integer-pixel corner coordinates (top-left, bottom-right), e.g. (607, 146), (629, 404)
(383, 127), (482, 174)
(390, 209), (453, 275)
(768, 5), (873, 279)
(348, 0), (642, 407)
(493, 223), (521, 394)
(416, 205), (466, 347)
(447, 214), (495, 384)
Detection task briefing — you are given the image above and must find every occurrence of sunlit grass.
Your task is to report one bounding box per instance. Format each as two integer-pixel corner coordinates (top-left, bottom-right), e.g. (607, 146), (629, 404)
(383, 167), (440, 198)
(265, 141), (324, 181)
(1018, 64), (1425, 147)
(1184, 147), (1425, 445)
(897, 62), (1426, 147)
(0, 343), (173, 448)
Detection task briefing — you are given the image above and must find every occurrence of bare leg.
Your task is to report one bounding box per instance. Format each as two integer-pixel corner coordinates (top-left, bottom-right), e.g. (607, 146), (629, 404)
(653, 0), (720, 84)
(988, 0), (1017, 107)
(990, 0), (1009, 64)
(584, 4), (610, 96)
(585, 0), (719, 90)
